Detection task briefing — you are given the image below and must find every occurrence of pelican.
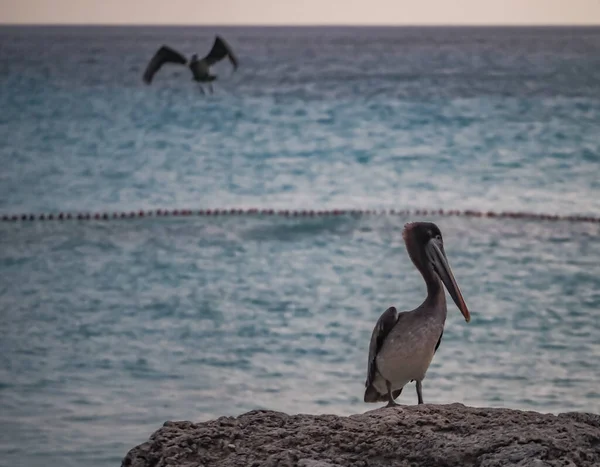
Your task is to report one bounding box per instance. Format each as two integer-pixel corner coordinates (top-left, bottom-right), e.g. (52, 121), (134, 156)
(142, 36), (238, 94)
(364, 222), (471, 407)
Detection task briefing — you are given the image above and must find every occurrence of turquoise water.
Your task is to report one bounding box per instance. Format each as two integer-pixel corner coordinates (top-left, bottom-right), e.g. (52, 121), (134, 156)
(1, 26), (600, 467)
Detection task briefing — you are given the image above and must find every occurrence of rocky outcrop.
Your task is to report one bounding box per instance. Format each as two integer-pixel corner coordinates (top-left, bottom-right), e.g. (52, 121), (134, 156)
(121, 403), (600, 467)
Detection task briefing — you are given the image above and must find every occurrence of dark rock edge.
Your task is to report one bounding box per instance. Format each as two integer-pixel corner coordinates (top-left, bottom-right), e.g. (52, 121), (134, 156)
(122, 403), (600, 467)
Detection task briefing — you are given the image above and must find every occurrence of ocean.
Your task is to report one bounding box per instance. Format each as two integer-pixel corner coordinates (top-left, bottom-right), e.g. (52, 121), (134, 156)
(0, 25), (599, 467)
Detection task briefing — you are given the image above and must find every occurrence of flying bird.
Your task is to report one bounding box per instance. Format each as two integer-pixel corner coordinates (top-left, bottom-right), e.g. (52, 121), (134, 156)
(364, 222), (471, 407)
(142, 36), (239, 94)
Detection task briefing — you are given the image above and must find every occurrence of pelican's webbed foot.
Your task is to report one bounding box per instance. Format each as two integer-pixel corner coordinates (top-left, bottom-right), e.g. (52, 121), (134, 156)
(385, 380), (399, 408)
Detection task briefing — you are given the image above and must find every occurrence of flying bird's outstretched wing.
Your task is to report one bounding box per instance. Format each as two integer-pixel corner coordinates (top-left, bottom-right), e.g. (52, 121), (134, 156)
(203, 36), (239, 70)
(143, 46), (188, 84)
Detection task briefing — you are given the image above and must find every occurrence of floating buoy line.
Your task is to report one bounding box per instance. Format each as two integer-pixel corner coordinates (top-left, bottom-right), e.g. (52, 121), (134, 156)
(1, 208), (599, 223)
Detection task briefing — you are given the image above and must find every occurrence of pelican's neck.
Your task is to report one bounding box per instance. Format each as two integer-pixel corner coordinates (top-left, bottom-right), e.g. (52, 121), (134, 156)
(417, 261), (447, 316)
(404, 235), (447, 316)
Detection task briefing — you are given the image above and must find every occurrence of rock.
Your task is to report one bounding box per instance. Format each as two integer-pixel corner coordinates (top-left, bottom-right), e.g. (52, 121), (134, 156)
(121, 403), (600, 467)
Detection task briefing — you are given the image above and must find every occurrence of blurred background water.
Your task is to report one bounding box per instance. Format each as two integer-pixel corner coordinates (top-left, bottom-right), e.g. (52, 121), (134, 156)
(0, 26), (599, 467)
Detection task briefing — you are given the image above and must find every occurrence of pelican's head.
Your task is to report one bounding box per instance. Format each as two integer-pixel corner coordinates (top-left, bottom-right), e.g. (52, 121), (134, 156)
(402, 222), (470, 323)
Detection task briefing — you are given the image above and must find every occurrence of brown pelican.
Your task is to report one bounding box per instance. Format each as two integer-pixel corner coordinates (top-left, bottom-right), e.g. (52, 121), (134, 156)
(142, 36), (238, 94)
(364, 222), (471, 407)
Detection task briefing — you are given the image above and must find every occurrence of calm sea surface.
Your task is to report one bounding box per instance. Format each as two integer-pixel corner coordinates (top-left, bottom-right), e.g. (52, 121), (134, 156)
(0, 26), (599, 467)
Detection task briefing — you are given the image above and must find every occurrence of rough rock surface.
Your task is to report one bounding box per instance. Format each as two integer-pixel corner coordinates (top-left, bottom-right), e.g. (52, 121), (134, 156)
(121, 403), (600, 467)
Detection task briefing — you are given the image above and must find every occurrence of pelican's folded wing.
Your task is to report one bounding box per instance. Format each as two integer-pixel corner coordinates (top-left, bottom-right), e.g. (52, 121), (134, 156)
(203, 36), (239, 70)
(142, 45), (187, 84)
(365, 306), (400, 389)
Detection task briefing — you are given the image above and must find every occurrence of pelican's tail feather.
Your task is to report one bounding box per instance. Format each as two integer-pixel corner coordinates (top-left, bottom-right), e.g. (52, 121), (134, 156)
(364, 385), (403, 403)
(364, 384), (385, 403)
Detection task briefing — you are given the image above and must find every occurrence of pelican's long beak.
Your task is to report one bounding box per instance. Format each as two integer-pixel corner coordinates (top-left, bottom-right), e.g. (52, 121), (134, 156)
(426, 239), (470, 323)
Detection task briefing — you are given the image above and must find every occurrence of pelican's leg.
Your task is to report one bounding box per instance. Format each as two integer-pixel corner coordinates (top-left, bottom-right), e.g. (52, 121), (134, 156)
(416, 380), (424, 405)
(385, 381), (399, 407)
(198, 85), (205, 95)
(209, 83), (214, 94)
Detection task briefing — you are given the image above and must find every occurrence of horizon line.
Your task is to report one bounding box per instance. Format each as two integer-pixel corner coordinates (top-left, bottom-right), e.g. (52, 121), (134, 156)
(2, 22), (600, 28)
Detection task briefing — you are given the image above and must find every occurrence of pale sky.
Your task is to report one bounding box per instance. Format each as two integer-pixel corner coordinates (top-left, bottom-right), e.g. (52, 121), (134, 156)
(2, 0), (600, 25)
